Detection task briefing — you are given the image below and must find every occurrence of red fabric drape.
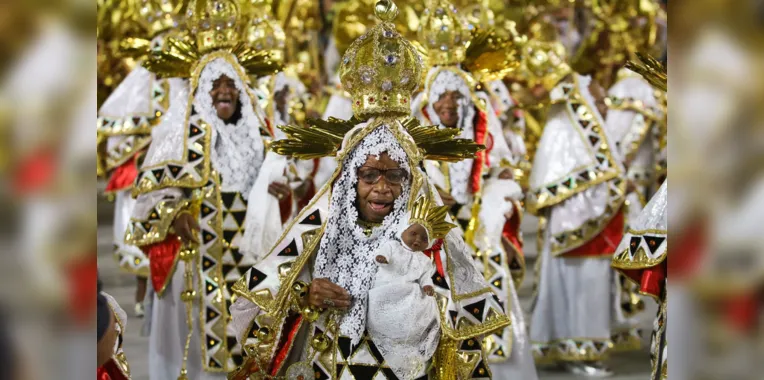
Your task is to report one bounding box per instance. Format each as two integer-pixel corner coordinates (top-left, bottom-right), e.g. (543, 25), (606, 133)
(97, 358), (129, 380)
(270, 315), (303, 376)
(13, 149), (56, 194)
(470, 111), (489, 194)
(724, 293), (760, 332)
(68, 253), (98, 325)
(501, 202), (524, 256)
(424, 239), (445, 278)
(621, 262), (666, 299)
(669, 221), (705, 280)
(564, 208), (625, 257)
(105, 156), (139, 192)
(143, 235), (182, 293)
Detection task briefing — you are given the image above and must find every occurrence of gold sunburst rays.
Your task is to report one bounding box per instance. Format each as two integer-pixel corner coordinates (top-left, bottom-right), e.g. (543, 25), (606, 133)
(409, 195), (457, 240)
(625, 53), (667, 92)
(270, 116), (484, 163)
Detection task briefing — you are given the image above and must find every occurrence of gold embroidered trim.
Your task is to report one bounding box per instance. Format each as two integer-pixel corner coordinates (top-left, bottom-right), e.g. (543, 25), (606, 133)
(125, 199), (191, 247)
(610, 328), (643, 352)
(532, 338), (613, 363)
(611, 228), (667, 270)
(102, 134), (152, 174)
(547, 180), (627, 256)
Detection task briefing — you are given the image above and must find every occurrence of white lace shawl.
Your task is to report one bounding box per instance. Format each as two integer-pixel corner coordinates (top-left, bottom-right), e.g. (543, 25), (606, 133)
(194, 58), (265, 198)
(313, 125), (412, 344)
(425, 69), (476, 205)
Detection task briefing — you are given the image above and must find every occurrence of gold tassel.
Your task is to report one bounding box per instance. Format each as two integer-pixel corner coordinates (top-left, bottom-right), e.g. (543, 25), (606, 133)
(178, 243), (199, 380)
(432, 338), (458, 380)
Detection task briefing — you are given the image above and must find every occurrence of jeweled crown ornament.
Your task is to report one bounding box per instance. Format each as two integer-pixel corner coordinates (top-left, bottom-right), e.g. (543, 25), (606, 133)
(339, 0), (425, 119)
(243, 0), (286, 67)
(135, 0), (184, 38)
(509, 23), (571, 91)
(408, 195), (457, 240)
(418, 0), (470, 66)
(188, 0), (240, 54)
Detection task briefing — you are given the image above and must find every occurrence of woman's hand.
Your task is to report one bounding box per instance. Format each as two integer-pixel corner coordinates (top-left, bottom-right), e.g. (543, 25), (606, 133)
(423, 285), (435, 297)
(268, 182), (291, 201)
(437, 188), (456, 207)
(174, 212), (200, 244)
(309, 278), (352, 311)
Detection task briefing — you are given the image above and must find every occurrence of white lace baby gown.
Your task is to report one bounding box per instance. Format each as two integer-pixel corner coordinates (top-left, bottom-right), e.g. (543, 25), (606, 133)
(367, 239), (441, 379)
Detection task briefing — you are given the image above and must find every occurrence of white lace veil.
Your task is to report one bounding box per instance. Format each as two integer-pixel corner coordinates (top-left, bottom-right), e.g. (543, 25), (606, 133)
(194, 58), (265, 198)
(140, 57), (266, 199)
(313, 124), (412, 344)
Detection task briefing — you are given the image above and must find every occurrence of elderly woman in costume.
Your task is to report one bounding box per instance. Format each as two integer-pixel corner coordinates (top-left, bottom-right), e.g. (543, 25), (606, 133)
(410, 2), (536, 379)
(97, 0), (187, 317)
(228, 2), (509, 379)
(124, 1), (290, 378)
(513, 30), (634, 376)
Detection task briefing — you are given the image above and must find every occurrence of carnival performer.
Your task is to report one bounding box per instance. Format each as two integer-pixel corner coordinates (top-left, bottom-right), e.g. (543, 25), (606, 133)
(124, 0), (287, 378)
(228, 2), (509, 379)
(612, 181), (667, 380)
(97, 0), (187, 318)
(518, 33), (627, 376)
(572, 1), (666, 353)
(410, 2), (536, 379)
(237, 0), (317, 262)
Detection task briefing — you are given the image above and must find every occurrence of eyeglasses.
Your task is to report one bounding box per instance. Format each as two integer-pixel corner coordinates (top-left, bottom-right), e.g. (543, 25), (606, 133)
(357, 166), (409, 185)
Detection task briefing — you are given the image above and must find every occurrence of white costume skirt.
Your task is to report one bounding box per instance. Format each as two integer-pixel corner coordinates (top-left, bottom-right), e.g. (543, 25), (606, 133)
(149, 262), (226, 380)
(529, 215), (614, 363)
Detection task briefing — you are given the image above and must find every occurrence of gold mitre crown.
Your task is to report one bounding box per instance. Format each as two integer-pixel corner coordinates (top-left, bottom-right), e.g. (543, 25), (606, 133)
(409, 195), (457, 240)
(186, 0), (241, 54)
(134, 0), (185, 38)
(510, 21), (571, 91)
(339, 0), (425, 119)
(243, 0), (286, 67)
(419, 0), (470, 66)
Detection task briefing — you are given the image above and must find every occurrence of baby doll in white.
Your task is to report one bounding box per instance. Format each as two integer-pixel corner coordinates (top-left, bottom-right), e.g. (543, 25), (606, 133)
(367, 196), (456, 379)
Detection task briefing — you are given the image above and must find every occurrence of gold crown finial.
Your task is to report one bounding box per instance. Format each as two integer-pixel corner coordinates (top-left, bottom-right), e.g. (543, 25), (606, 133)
(375, 0), (399, 22)
(409, 195), (457, 240)
(419, 0), (470, 66)
(243, 0), (285, 67)
(338, 0), (424, 118)
(187, 0), (241, 54)
(501, 21), (570, 91)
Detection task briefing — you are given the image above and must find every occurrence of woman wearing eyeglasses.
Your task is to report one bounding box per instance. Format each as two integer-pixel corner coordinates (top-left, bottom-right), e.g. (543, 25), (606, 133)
(227, 4), (512, 378)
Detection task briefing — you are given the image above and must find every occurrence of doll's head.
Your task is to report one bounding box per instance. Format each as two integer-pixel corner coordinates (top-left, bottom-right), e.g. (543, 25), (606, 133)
(400, 195), (457, 251)
(400, 222), (430, 252)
